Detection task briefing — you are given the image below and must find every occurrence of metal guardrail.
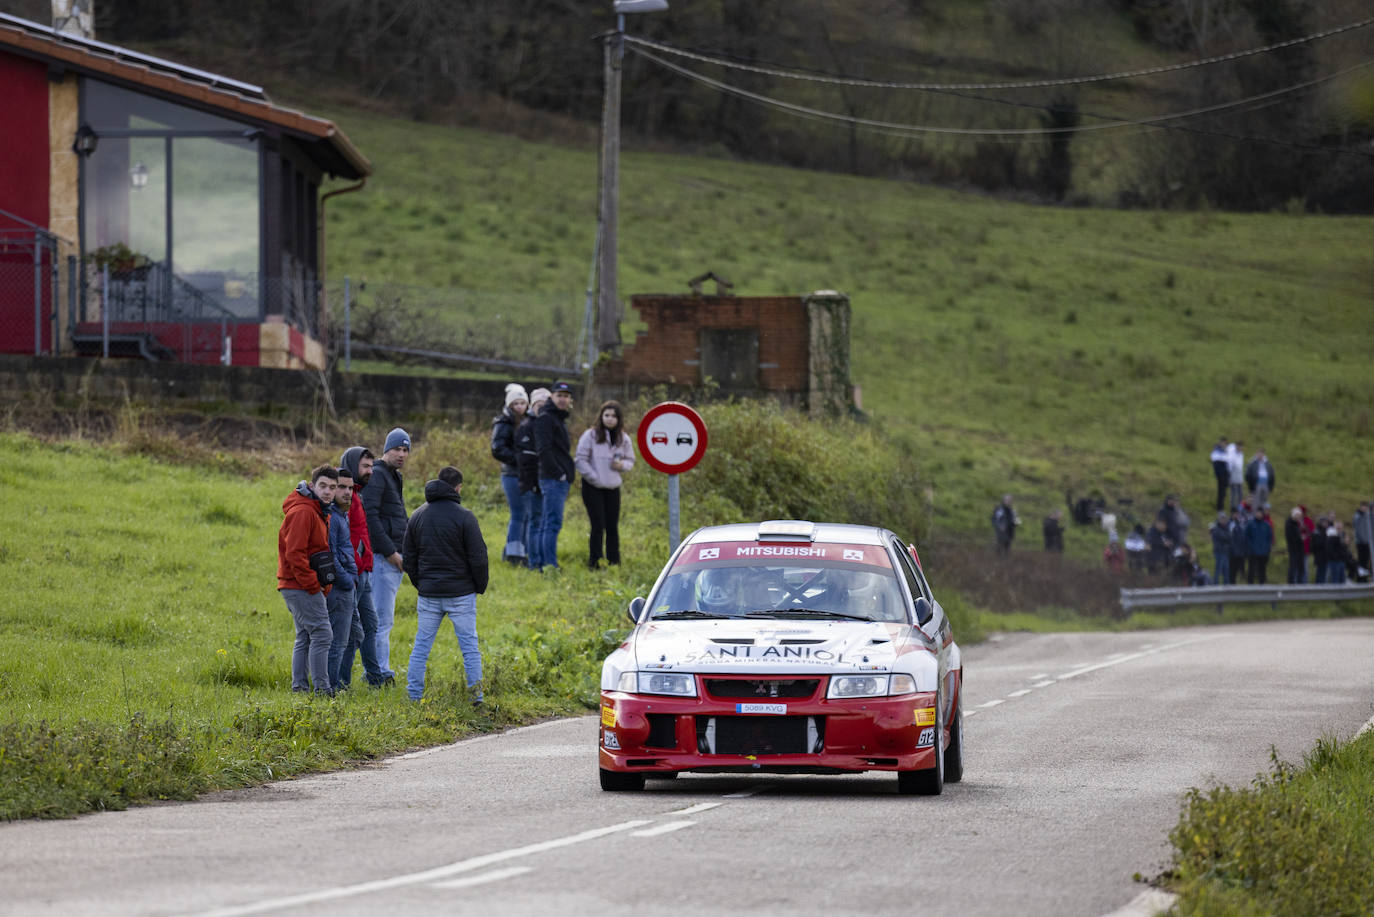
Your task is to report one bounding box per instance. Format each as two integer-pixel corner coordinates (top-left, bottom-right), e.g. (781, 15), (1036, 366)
(1120, 583), (1374, 612)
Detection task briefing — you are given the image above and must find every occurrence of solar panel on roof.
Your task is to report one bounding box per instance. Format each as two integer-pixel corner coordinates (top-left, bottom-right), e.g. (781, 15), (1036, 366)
(0, 12), (266, 98)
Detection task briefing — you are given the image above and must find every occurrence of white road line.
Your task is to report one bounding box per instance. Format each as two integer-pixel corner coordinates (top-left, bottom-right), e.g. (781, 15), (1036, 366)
(670, 802), (721, 816)
(722, 787), (772, 798)
(1057, 637), (1216, 682)
(1007, 689), (1032, 698)
(1029, 673), (1048, 680)
(978, 699), (1005, 708)
(1096, 888), (1177, 917)
(1033, 680), (1056, 688)
(1358, 714), (1374, 738)
(430, 867), (532, 890)
(963, 709), (979, 718)
(630, 821), (696, 838)
(186, 819), (653, 917)
(393, 719), (567, 759)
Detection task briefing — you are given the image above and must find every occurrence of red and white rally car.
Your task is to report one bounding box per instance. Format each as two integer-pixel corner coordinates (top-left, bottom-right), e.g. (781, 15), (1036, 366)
(599, 520), (963, 794)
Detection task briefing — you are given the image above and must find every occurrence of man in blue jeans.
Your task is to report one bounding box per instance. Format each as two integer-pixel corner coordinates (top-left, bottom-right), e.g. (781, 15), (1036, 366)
(534, 382), (575, 570)
(363, 427), (410, 678)
(402, 465), (489, 702)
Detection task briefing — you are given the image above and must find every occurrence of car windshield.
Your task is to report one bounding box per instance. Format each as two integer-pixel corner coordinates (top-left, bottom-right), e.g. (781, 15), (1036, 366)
(646, 542), (908, 623)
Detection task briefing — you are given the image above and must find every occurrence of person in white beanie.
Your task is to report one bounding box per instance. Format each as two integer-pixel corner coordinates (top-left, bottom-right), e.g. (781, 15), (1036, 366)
(491, 383), (529, 565)
(518, 388), (551, 569)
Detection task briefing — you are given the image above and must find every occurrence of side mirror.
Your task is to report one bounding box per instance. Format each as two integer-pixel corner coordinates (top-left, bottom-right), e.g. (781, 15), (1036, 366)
(913, 597), (932, 626)
(627, 596), (645, 624)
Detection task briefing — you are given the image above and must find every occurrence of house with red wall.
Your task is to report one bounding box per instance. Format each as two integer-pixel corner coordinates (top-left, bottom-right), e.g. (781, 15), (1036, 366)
(0, 10), (369, 369)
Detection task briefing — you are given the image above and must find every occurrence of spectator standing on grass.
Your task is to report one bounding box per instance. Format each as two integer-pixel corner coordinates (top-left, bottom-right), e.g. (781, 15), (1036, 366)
(1209, 511), (1232, 586)
(1146, 518), (1173, 574)
(1103, 531), (1125, 573)
(517, 388), (549, 571)
(1124, 523), (1148, 573)
(1284, 507), (1307, 584)
(991, 494), (1019, 555)
(1042, 509), (1065, 553)
(1226, 441), (1245, 511)
(1227, 508), (1248, 585)
(1311, 513), (1330, 584)
(534, 382), (576, 571)
(337, 446), (389, 688)
(325, 467), (360, 690)
(402, 466), (488, 703)
(1325, 521), (1351, 585)
(1156, 494), (1189, 548)
(490, 383), (529, 566)
(1209, 437), (1230, 512)
(277, 465), (337, 694)
(1353, 502), (1372, 582)
(363, 428), (410, 679)
(575, 400), (636, 570)
(1245, 449), (1276, 507)
(1244, 506), (1273, 584)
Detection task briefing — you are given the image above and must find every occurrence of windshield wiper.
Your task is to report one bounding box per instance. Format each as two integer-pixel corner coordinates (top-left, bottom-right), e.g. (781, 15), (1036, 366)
(743, 609), (875, 621)
(652, 610), (734, 620)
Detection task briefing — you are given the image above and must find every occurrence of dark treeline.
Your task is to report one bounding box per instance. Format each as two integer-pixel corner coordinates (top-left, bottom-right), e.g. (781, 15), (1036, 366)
(33, 0), (1373, 211)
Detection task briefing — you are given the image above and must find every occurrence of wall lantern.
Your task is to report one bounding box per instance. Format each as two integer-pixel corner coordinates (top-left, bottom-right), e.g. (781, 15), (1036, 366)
(72, 123), (98, 155)
(130, 161), (150, 190)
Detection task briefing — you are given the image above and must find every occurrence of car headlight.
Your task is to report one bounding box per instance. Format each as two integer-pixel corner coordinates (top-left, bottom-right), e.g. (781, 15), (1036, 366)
(827, 673), (917, 698)
(616, 671), (697, 697)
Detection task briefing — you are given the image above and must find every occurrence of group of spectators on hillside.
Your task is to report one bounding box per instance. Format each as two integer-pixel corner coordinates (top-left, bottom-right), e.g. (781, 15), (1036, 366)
(275, 381), (638, 699)
(993, 436), (1371, 588)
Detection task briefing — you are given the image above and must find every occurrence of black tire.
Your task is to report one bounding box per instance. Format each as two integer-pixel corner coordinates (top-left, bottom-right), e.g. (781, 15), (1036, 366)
(944, 695), (964, 784)
(897, 707), (944, 796)
(599, 767), (645, 791)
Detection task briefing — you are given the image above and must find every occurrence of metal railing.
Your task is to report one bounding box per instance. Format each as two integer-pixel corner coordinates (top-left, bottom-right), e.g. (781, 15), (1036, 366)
(1120, 583), (1374, 612)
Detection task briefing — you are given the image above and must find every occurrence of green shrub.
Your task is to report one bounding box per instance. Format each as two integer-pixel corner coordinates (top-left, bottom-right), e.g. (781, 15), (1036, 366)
(1168, 734), (1374, 916)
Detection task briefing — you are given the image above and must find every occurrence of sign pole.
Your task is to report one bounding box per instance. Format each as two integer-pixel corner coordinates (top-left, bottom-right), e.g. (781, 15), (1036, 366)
(668, 473), (681, 554)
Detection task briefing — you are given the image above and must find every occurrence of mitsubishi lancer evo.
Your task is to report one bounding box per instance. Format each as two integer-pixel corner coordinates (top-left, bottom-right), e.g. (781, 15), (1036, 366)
(599, 520), (963, 794)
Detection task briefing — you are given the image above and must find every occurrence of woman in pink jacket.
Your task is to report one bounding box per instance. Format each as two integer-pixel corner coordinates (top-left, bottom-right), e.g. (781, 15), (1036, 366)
(575, 400), (635, 569)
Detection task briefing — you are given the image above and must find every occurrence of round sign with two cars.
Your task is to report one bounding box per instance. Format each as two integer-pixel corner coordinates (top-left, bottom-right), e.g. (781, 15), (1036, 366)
(637, 401), (708, 474)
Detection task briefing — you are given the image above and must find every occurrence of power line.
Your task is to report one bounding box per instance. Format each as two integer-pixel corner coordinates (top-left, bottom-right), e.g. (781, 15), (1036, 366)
(631, 46), (1374, 141)
(623, 16), (1374, 92)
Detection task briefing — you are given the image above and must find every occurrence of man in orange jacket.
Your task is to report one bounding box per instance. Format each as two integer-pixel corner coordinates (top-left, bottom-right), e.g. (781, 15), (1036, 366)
(278, 465), (337, 694)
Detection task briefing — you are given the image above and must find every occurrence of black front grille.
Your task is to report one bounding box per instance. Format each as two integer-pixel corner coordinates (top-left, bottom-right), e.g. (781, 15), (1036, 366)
(704, 678), (820, 699)
(697, 715), (824, 756)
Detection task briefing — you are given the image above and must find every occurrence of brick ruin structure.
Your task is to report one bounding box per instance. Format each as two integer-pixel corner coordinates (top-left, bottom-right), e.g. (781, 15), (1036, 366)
(595, 285), (854, 417)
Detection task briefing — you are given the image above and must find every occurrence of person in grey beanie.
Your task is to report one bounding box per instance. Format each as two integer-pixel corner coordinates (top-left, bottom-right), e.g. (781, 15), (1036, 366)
(362, 426), (410, 677)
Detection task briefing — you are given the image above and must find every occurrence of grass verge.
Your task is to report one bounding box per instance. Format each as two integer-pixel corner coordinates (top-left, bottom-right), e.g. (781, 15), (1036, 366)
(1164, 729), (1374, 917)
(0, 398), (961, 819)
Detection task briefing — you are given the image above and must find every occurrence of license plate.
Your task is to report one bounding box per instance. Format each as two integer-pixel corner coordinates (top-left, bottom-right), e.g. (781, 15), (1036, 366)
(735, 703), (787, 715)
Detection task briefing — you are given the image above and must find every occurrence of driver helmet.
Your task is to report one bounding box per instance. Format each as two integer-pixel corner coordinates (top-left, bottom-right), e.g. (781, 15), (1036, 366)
(697, 568), (743, 613)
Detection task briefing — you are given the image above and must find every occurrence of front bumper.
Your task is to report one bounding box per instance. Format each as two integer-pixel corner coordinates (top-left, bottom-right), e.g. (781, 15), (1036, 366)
(598, 686), (939, 775)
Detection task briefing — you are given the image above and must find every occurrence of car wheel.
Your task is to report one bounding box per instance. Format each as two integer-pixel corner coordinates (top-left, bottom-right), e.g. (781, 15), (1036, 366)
(599, 767), (646, 791)
(897, 706), (944, 796)
(943, 694), (964, 784)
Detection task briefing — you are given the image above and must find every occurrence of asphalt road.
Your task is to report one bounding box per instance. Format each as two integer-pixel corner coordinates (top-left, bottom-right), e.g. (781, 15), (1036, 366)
(3, 619), (1372, 917)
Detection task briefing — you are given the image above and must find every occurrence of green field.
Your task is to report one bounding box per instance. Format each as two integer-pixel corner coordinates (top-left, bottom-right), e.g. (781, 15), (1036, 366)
(319, 103), (1373, 561)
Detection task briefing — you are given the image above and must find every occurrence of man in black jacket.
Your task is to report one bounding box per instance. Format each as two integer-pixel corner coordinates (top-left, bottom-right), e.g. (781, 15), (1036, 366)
(534, 381), (576, 571)
(362, 427), (410, 679)
(402, 466), (489, 702)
